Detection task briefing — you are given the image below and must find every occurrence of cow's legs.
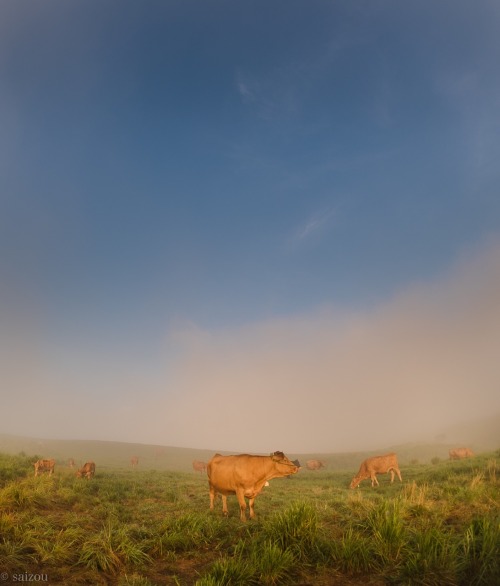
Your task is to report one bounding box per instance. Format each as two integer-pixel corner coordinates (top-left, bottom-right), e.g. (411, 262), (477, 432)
(209, 486), (216, 511)
(235, 489), (247, 522)
(210, 488), (229, 516)
(370, 473), (379, 487)
(388, 467), (402, 483)
(248, 497), (256, 519)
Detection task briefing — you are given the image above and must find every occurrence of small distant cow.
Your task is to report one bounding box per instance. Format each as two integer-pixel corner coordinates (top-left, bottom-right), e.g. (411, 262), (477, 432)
(306, 459), (325, 471)
(449, 447), (474, 460)
(350, 453), (402, 488)
(34, 459), (55, 477)
(76, 461), (95, 479)
(154, 447), (166, 458)
(68, 458), (75, 468)
(192, 460), (207, 474)
(130, 456), (139, 468)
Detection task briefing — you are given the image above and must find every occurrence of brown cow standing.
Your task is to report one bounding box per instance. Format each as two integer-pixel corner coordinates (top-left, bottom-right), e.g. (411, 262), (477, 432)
(207, 451), (299, 521)
(34, 459), (55, 477)
(192, 460), (207, 473)
(350, 453), (402, 488)
(130, 456), (139, 468)
(68, 458), (75, 469)
(306, 459), (325, 471)
(76, 461), (96, 479)
(449, 447), (474, 460)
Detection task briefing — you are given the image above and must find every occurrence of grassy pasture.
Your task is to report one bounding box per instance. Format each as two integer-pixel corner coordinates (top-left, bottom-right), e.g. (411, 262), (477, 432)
(0, 450), (498, 585)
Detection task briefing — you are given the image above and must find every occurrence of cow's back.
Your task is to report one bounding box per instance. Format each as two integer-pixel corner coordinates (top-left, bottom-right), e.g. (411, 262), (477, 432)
(207, 454), (250, 492)
(370, 453), (399, 473)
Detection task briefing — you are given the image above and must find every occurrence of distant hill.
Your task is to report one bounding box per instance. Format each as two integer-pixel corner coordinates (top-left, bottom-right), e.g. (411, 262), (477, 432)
(1, 414), (498, 473)
(0, 433), (223, 472)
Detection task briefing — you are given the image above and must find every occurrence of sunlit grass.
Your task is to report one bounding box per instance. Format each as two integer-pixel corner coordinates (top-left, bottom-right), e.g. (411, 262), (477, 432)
(195, 553), (252, 586)
(400, 527), (459, 585)
(0, 451), (498, 584)
(329, 526), (375, 574)
(263, 501), (320, 559)
(460, 517), (500, 585)
(250, 540), (295, 585)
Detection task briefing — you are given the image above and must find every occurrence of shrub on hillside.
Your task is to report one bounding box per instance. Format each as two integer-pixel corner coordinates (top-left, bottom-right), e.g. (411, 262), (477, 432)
(0, 453), (38, 486)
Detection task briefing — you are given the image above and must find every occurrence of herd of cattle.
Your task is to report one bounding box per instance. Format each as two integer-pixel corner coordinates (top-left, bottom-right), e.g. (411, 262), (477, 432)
(33, 456), (142, 478)
(33, 458), (96, 479)
(32, 447), (474, 521)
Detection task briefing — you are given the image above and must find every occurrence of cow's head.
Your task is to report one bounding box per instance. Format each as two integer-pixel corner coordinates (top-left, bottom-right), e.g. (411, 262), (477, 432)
(349, 476), (361, 489)
(270, 451), (299, 475)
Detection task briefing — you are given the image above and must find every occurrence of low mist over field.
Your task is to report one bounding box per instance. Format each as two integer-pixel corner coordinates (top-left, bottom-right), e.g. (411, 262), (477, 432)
(2, 240), (500, 453)
(141, 241), (500, 452)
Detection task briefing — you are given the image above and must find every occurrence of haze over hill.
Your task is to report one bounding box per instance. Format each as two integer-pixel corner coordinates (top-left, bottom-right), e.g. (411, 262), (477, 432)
(0, 412), (498, 472)
(3, 241), (499, 453)
(1, 411), (498, 473)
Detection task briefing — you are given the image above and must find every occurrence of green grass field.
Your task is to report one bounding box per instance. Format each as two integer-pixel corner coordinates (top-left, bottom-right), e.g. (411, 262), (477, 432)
(0, 447), (498, 585)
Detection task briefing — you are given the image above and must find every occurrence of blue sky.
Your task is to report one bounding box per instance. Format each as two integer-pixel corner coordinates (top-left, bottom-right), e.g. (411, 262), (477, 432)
(1, 1), (499, 452)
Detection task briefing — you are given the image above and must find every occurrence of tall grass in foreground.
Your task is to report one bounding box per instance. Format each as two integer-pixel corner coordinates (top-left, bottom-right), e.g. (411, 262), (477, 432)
(0, 452), (498, 585)
(198, 502), (319, 585)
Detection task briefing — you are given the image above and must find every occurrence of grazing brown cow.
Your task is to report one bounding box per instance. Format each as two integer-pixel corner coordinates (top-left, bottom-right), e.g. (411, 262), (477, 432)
(76, 461), (96, 479)
(449, 447), (474, 460)
(192, 460), (207, 473)
(130, 456), (139, 468)
(34, 459), (55, 477)
(350, 453), (402, 488)
(306, 459), (325, 471)
(207, 451), (299, 521)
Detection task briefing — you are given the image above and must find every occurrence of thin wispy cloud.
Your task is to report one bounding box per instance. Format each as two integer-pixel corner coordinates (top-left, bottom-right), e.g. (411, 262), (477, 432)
(235, 72), (266, 108)
(235, 69), (299, 119)
(236, 79), (255, 102)
(294, 207), (336, 243)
